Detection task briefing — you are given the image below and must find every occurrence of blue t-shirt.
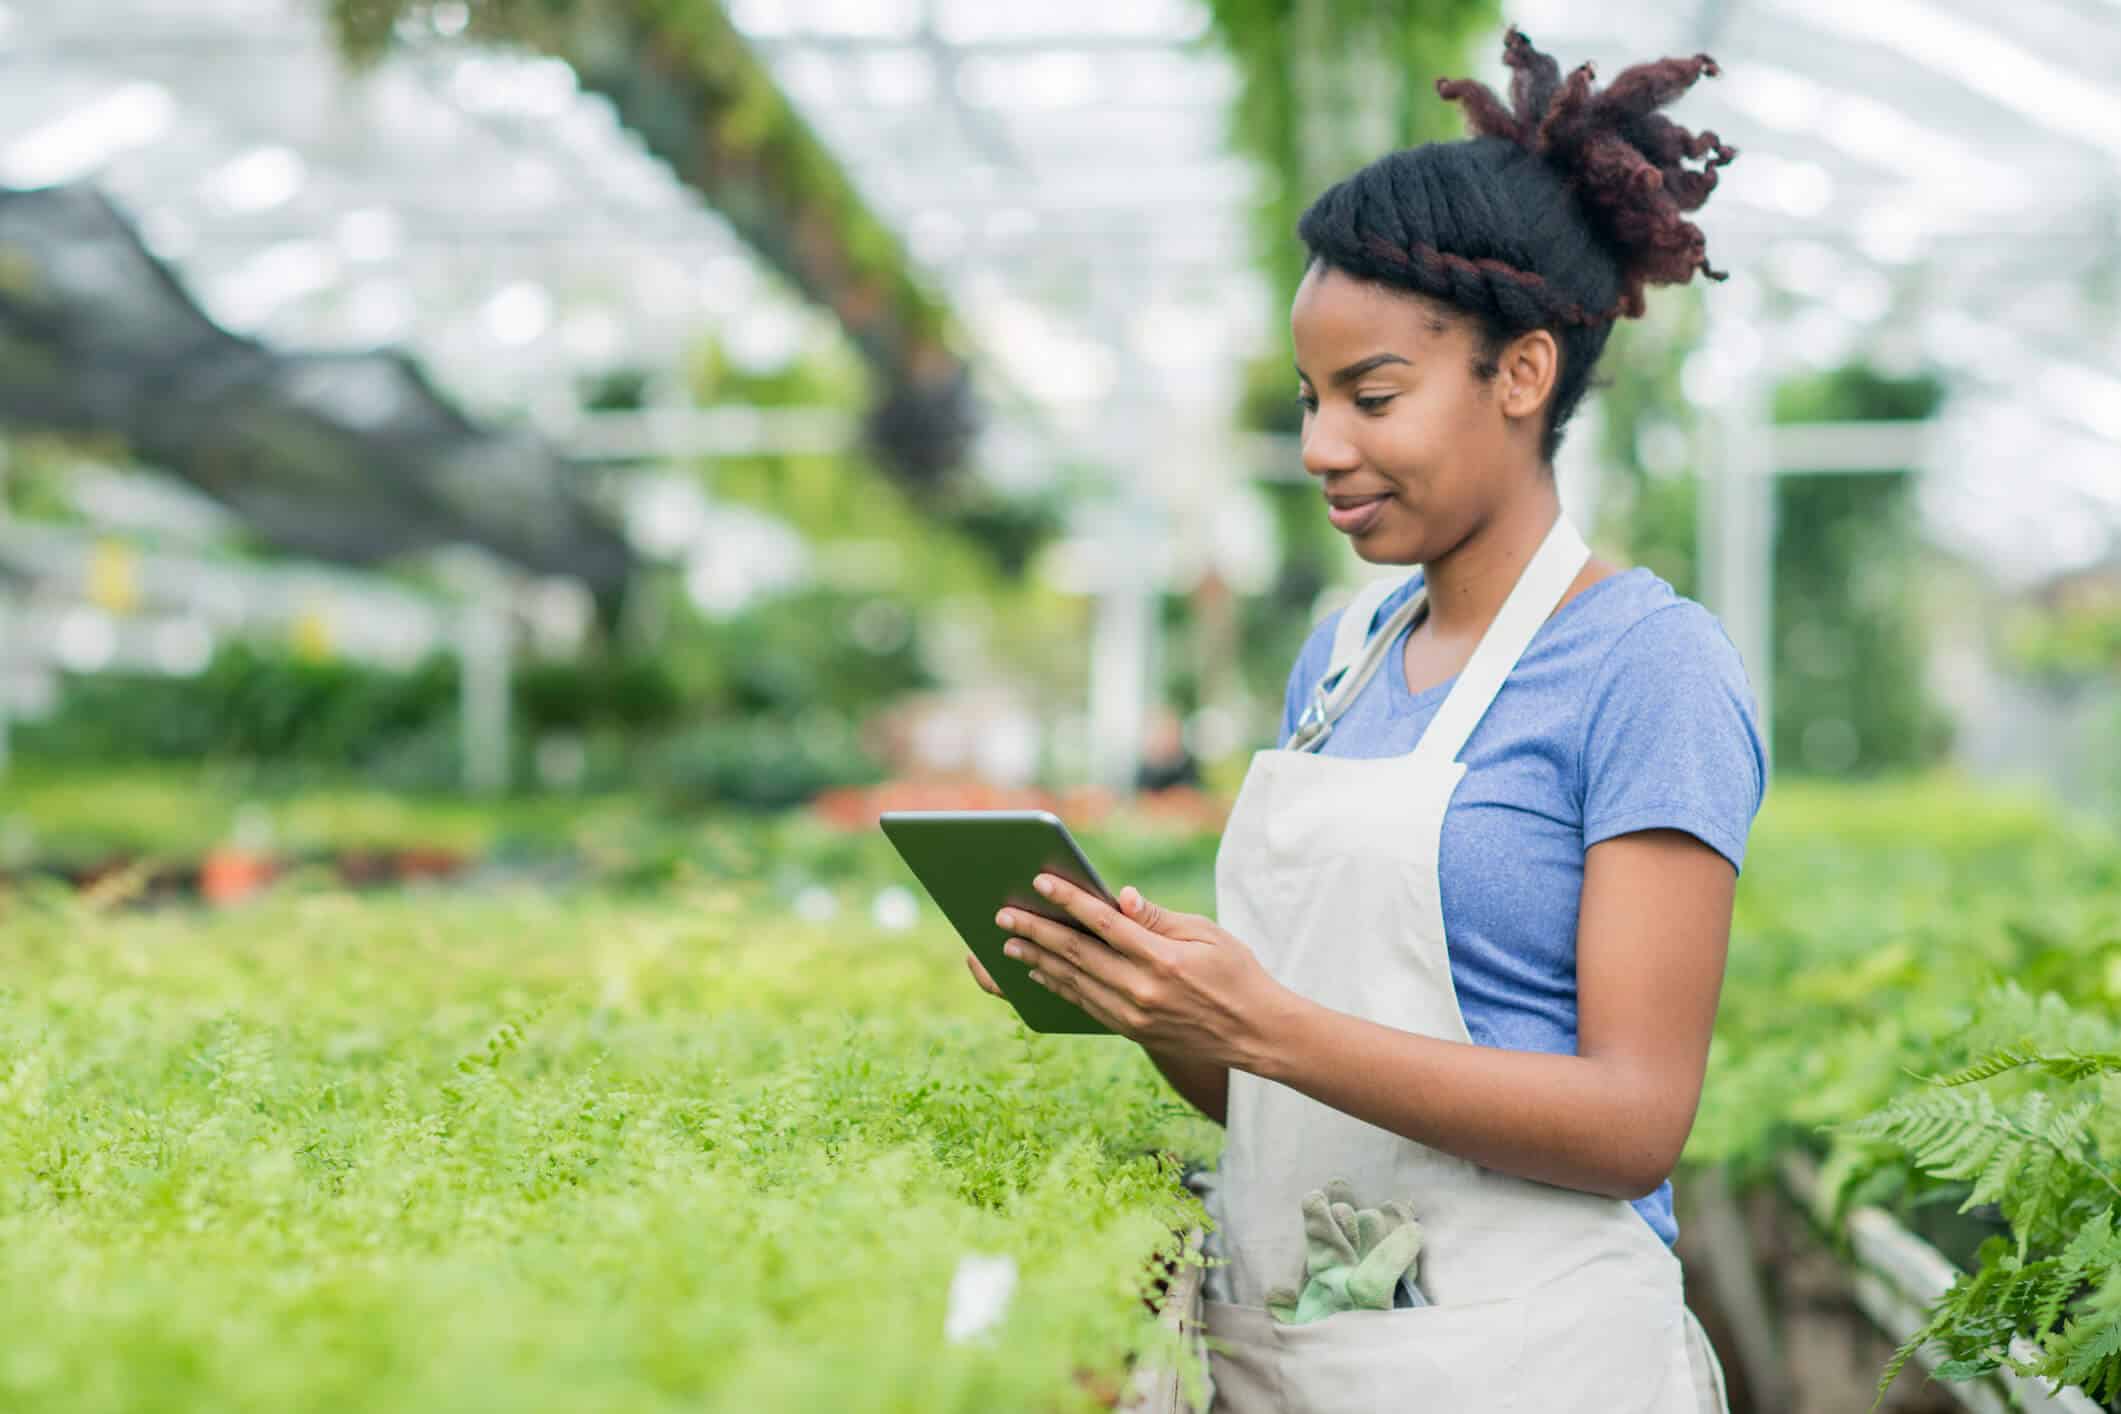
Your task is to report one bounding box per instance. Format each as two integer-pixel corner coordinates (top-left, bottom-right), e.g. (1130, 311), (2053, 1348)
(1277, 565), (1767, 1245)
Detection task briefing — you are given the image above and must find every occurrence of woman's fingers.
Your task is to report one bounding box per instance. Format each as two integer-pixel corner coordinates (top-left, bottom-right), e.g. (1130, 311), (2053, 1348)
(998, 906), (1137, 992)
(965, 951), (1005, 998)
(1027, 876), (1174, 965)
(1020, 948), (1137, 1034)
(1123, 886), (1176, 936)
(1121, 885), (1213, 940)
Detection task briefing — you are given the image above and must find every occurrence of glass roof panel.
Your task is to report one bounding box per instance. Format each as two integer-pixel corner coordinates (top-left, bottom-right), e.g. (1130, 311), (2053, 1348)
(0, 0), (822, 428)
(2, 0), (2115, 580)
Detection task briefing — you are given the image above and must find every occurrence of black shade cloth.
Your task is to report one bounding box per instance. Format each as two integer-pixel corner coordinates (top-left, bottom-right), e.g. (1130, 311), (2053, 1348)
(0, 182), (632, 592)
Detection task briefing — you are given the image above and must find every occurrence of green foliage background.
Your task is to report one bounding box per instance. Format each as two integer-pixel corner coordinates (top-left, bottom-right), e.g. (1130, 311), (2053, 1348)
(1594, 334), (1955, 777)
(1692, 778), (2121, 1404)
(1767, 366), (1953, 775)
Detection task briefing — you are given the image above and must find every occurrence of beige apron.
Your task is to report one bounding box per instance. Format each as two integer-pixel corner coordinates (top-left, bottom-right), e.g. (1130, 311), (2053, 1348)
(1200, 513), (1729, 1413)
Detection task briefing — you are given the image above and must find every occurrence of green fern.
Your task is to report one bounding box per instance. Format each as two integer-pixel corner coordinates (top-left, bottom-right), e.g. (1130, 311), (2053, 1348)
(2035, 1211), (2117, 1337)
(1844, 1089), (2118, 1254)
(2045, 1267), (2121, 1401)
(1869, 1230), (2121, 1408)
(1925, 1046), (2121, 1088)
(1850, 1008), (2121, 1411)
(1873, 1248), (2033, 1402)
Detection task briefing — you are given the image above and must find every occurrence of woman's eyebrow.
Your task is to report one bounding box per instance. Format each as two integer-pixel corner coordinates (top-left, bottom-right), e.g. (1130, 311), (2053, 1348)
(1293, 352), (1413, 386)
(1331, 352), (1412, 385)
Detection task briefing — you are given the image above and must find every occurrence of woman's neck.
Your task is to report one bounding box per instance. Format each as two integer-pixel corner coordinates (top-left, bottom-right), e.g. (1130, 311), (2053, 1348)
(1418, 486), (1564, 639)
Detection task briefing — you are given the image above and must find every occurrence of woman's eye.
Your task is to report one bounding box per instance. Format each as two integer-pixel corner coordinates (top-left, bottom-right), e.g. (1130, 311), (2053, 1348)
(1295, 391), (1318, 413)
(1355, 394), (1396, 414)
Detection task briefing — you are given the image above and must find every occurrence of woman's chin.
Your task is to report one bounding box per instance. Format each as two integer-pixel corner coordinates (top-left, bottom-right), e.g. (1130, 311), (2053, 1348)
(1349, 530), (1423, 565)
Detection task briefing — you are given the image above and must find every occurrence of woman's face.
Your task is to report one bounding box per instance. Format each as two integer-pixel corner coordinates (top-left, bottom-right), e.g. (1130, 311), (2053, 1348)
(1290, 262), (1555, 565)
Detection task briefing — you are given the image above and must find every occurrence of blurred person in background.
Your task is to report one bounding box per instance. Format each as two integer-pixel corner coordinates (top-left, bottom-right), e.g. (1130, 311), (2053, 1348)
(977, 28), (1764, 1412)
(1135, 702), (1203, 793)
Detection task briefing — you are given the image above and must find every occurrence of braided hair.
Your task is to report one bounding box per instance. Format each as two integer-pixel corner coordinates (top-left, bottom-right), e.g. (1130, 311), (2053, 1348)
(1297, 27), (1739, 464)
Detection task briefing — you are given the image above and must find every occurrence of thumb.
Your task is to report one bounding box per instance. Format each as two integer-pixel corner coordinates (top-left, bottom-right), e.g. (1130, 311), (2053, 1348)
(1120, 886), (1208, 940)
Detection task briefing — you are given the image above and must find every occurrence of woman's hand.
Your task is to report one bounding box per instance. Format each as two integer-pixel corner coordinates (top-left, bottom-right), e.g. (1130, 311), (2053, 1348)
(994, 875), (1293, 1074)
(965, 950), (1005, 998)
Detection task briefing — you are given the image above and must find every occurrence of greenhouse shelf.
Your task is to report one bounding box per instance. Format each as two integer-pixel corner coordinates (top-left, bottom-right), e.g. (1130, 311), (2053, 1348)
(1779, 1154), (2103, 1414)
(1120, 1227), (1207, 1414)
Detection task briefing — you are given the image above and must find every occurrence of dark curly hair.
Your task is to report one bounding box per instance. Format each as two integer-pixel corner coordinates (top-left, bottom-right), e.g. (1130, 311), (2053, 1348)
(1296, 27), (1739, 464)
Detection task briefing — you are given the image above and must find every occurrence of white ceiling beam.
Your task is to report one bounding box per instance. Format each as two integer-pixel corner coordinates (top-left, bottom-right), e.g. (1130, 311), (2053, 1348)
(746, 34), (1211, 55)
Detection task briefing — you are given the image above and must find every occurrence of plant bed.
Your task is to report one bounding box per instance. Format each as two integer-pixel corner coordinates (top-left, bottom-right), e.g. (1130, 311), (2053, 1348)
(1117, 1226), (1208, 1414)
(2, 844), (477, 910)
(0, 882), (1218, 1410)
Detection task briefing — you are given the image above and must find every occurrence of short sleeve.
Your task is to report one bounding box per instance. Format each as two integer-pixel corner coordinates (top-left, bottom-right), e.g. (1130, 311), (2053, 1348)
(1577, 602), (1767, 874)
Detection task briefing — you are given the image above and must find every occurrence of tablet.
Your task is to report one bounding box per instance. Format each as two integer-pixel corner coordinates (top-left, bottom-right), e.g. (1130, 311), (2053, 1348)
(879, 809), (1120, 1035)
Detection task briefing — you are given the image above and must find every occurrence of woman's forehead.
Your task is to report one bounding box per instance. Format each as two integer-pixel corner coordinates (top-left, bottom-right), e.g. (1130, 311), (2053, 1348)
(1293, 266), (1457, 348)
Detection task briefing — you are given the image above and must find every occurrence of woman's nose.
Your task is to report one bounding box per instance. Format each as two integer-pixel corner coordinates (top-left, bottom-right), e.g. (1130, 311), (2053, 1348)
(1301, 416), (1361, 479)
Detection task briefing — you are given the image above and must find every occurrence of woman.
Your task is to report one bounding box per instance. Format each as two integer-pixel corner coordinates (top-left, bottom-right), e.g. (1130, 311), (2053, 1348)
(969, 28), (1764, 1413)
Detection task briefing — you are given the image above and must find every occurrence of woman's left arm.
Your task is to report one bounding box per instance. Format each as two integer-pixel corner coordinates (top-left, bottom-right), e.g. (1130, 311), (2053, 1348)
(1261, 828), (1733, 1200)
(1006, 829), (1733, 1202)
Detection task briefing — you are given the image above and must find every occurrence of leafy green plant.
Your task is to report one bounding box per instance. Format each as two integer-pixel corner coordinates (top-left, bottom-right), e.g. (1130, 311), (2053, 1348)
(1681, 779), (2121, 1402)
(14, 766), (2121, 1406)
(2006, 594), (2121, 686)
(1687, 777), (2121, 1177)
(648, 716), (887, 812)
(18, 641), (457, 764)
(514, 656), (684, 733)
(1763, 355), (1955, 778)
(1836, 1014), (2121, 1406)
(0, 877), (1217, 1411)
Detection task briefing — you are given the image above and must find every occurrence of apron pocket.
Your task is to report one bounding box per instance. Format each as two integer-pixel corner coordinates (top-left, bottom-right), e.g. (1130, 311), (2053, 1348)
(1517, 1272), (1690, 1414)
(1205, 1295), (1526, 1414)
(1201, 1300), (1282, 1414)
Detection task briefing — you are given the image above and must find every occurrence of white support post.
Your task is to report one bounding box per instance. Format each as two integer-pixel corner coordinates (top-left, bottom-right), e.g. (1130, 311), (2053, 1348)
(0, 590), (12, 781)
(1088, 580), (1155, 794)
(0, 436), (11, 780)
(1699, 375), (1777, 776)
(458, 574), (513, 797)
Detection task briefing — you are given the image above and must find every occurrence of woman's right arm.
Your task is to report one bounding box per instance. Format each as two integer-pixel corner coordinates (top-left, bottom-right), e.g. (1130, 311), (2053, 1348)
(964, 953), (1228, 1125)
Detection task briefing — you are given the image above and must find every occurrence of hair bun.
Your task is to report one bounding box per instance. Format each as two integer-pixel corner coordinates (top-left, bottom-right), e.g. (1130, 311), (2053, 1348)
(1435, 26), (1738, 319)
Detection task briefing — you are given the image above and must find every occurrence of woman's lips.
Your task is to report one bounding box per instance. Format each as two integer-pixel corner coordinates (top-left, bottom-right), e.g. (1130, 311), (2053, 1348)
(1325, 494), (1391, 534)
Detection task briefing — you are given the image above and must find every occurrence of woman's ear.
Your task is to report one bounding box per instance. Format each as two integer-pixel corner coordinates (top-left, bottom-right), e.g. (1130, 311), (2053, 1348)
(1498, 329), (1560, 421)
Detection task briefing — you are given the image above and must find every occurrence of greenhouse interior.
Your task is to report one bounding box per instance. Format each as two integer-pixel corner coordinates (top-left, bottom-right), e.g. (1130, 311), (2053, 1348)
(1, 0), (2118, 1410)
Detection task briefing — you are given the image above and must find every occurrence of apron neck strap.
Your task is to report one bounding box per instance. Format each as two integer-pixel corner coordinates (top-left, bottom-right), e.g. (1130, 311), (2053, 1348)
(1288, 572), (1420, 753)
(1410, 513), (1590, 769)
(1325, 574), (1411, 685)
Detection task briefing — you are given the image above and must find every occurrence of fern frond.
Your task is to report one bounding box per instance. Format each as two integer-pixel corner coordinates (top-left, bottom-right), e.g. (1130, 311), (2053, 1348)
(1873, 1250), (2074, 1410)
(1844, 1090), (1996, 1177)
(2036, 1211), (2121, 1337)
(2046, 1305), (2121, 1401)
(1873, 1328), (1925, 1408)
(1846, 1090), (2121, 1208)
(1928, 1047), (2121, 1088)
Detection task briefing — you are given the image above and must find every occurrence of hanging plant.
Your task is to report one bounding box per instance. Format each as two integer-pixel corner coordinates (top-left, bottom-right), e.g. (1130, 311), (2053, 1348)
(320, 0), (977, 496)
(1201, 0), (1500, 313)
